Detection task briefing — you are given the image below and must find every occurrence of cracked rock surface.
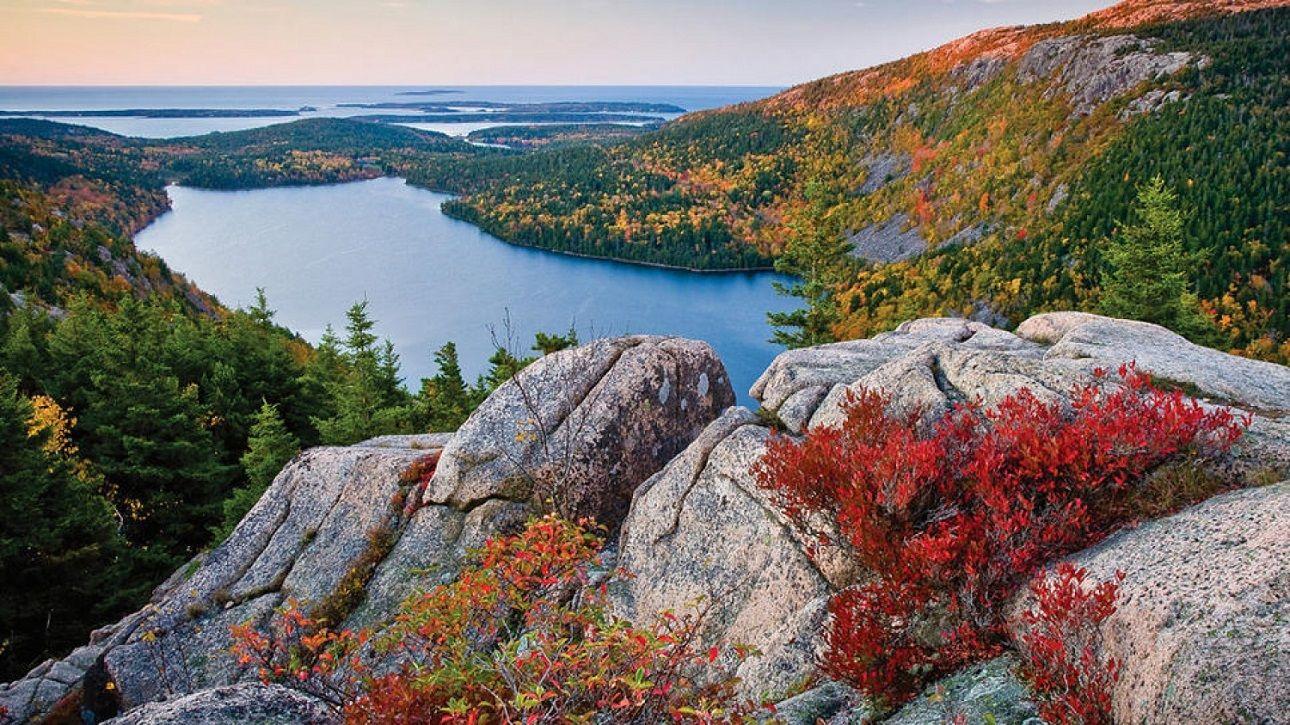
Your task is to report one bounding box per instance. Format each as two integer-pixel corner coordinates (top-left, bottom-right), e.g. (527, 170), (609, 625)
(427, 335), (735, 528)
(618, 312), (1288, 705)
(1, 335), (732, 723)
(4, 319), (1286, 722)
(1008, 482), (1290, 725)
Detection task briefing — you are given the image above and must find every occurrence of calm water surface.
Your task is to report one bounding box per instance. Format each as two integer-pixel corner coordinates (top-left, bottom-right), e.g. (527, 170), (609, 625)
(0, 86), (780, 138)
(134, 178), (794, 404)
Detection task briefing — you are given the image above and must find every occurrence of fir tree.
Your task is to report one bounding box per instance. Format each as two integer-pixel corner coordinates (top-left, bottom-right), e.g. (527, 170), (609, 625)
(312, 301), (411, 444)
(213, 402), (300, 542)
(413, 342), (476, 433)
(0, 373), (124, 679)
(768, 225), (853, 349)
(1099, 177), (1214, 340)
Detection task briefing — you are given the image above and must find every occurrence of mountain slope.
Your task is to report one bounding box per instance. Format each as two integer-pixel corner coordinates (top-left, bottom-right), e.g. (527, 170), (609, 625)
(415, 0), (1288, 360)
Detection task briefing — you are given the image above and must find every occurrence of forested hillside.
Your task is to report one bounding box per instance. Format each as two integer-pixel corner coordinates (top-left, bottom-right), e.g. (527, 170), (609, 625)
(416, 0), (1288, 360)
(0, 119), (522, 680)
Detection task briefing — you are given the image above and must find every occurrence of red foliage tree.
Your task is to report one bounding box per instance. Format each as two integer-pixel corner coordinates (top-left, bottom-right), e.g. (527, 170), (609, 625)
(754, 365), (1244, 708)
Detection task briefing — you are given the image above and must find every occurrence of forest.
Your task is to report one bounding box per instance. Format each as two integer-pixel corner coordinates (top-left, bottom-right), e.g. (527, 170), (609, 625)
(0, 118), (548, 680)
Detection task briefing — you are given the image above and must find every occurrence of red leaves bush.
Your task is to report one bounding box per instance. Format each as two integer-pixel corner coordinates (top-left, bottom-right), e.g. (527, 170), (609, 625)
(1018, 564), (1123, 725)
(754, 365), (1244, 709)
(232, 515), (753, 723)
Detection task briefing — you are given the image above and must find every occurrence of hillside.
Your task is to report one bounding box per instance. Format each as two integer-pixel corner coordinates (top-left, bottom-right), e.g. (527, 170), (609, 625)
(413, 0), (1288, 360)
(0, 118), (480, 313)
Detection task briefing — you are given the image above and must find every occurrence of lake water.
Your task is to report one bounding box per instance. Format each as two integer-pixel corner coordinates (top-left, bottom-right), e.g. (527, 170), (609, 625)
(0, 85), (780, 138)
(134, 178), (795, 405)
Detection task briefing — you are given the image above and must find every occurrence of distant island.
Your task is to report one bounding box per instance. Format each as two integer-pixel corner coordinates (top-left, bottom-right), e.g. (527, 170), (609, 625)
(466, 123), (658, 149)
(361, 112), (665, 124)
(0, 108), (302, 118)
(395, 89), (464, 96)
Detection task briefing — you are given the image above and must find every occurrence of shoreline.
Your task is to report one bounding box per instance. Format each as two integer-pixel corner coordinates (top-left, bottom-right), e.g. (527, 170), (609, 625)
(148, 175), (784, 277)
(411, 180), (779, 276)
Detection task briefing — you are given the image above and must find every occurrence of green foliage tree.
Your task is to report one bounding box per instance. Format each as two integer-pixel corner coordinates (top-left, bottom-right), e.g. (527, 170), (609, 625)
(213, 402), (300, 542)
(1098, 177), (1214, 340)
(768, 223), (853, 349)
(312, 301), (412, 445)
(412, 342), (477, 433)
(0, 374), (124, 680)
(532, 327), (579, 356)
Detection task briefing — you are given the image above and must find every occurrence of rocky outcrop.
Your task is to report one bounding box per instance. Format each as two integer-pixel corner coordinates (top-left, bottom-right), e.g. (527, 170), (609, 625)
(426, 335), (735, 528)
(846, 213), (928, 264)
(105, 683), (335, 724)
(4, 319), (1286, 722)
(754, 313), (1290, 473)
(820, 656), (1039, 725)
(1, 336), (732, 723)
(611, 408), (846, 698)
(1008, 482), (1290, 724)
(1018, 34), (1196, 115)
(615, 312), (1288, 711)
(857, 153), (912, 195)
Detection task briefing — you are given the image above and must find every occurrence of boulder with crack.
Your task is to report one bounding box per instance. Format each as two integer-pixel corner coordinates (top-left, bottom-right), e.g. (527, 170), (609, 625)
(612, 408), (852, 699)
(426, 335), (735, 529)
(1008, 482), (1290, 724)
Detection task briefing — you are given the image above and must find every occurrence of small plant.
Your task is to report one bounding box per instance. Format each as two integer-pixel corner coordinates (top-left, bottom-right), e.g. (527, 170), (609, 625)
(754, 365), (1245, 709)
(1017, 564), (1123, 725)
(232, 515), (755, 722)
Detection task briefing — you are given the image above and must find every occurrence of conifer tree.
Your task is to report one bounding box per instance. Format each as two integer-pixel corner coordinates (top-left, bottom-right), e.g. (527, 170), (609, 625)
(0, 374), (124, 679)
(1099, 177), (1214, 340)
(312, 301), (411, 444)
(768, 225), (852, 349)
(213, 402), (300, 541)
(413, 342), (476, 433)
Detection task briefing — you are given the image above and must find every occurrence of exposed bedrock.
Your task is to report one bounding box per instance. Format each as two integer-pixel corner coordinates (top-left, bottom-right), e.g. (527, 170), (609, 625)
(0, 335), (732, 723)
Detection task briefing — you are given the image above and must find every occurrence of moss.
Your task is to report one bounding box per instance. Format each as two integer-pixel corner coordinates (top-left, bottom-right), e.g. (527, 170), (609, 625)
(309, 524), (399, 627)
(755, 406), (789, 432)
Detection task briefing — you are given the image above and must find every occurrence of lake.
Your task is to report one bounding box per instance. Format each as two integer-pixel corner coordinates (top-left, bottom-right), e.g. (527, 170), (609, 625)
(134, 177), (795, 405)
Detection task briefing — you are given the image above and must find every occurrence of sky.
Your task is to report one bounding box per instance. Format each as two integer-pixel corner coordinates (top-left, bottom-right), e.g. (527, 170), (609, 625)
(0, 0), (1114, 86)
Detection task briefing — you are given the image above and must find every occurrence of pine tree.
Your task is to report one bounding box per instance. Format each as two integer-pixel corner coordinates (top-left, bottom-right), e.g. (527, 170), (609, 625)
(312, 301), (411, 445)
(413, 342), (477, 433)
(213, 402), (299, 542)
(0, 373), (124, 680)
(1098, 177), (1214, 340)
(768, 225), (853, 349)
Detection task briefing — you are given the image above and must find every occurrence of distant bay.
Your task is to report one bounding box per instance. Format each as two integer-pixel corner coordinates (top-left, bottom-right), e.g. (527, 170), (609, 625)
(0, 85), (780, 138)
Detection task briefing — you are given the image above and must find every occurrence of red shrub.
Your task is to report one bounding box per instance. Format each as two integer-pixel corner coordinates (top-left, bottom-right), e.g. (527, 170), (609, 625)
(232, 515), (754, 723)
(754, 365), (1244, 708)
(1018, 564), (1123, 725)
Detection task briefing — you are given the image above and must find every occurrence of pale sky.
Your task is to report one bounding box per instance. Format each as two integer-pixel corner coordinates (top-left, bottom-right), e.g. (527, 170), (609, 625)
(0, 0), (1113, 86)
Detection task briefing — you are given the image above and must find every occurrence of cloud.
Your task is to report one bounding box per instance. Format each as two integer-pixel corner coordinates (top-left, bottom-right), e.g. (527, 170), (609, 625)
(38, 7), (203, 21)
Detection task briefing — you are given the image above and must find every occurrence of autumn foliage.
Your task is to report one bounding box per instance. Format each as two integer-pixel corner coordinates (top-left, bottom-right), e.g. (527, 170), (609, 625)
(1017, 564), (1124, 725)
(232, 515), (753, 723)
(754, 366), (1245, 709)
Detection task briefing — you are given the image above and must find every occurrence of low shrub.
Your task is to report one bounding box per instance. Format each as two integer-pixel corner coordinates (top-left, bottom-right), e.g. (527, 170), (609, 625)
(1017, 564), (1123, 725)
(232, 515), (754, 723)
(754, 365), (1245, 709)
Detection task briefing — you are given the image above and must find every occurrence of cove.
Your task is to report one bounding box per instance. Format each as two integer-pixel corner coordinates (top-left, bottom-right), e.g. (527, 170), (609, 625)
(134, 177), (796, 405)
